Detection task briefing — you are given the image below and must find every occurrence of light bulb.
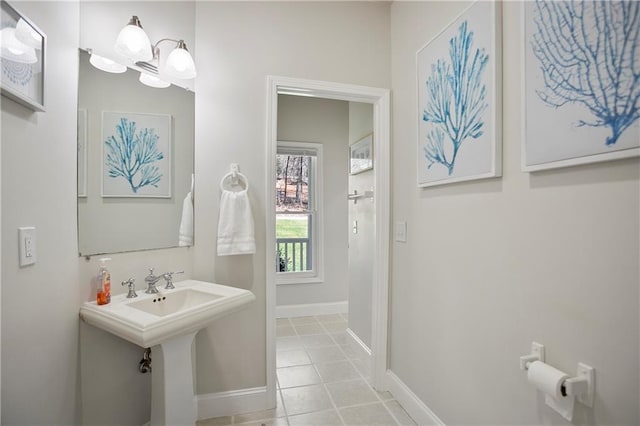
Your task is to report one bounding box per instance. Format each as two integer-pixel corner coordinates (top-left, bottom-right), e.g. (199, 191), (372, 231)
(89, 53), (127, 73)
(139, 72), (170, 88)
(164, 41), (196, 79)
(114, 16), (152, 62)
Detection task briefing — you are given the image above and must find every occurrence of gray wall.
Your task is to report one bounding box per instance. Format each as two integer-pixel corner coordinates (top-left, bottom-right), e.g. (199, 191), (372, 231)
(1, 2), (82, 424)
(192, 0), (391, 395)
(276, 94), (349, 307)
(390, 2), (639, 425)
(348, 102), (374, 348)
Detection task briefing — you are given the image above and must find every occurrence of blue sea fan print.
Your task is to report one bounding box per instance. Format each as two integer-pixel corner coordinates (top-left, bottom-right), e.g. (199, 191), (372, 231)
(531, 0), (640, 146)
(422, 21), (489, 175)
(105, 117), (164, 193)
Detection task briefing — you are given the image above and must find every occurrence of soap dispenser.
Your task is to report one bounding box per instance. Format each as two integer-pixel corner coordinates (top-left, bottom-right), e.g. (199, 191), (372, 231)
(95, 257), (112, 305)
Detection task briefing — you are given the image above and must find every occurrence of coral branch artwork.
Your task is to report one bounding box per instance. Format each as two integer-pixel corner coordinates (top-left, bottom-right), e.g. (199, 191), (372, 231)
(523, 0), (640, 171)
(417, 1), (501, 187)
(102, 112), (171, 198)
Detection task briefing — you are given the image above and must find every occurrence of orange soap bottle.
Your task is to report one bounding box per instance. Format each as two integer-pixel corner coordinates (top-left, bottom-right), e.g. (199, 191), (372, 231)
(96, 258), (112, 305)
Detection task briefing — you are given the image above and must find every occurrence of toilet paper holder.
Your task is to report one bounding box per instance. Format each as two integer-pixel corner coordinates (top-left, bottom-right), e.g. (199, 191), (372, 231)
(520, 342), (595, 407)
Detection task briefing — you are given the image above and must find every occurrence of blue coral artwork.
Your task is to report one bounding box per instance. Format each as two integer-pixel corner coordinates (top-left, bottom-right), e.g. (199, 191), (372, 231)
(417, 1), (501, 187)
(101, 112), (172, 198)
(523, 0), (640, 171)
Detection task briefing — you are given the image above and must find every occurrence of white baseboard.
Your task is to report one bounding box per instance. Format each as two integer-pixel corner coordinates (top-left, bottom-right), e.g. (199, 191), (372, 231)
(196, 386), (269, 421)
(346, 327), (372, 360)
(275, 301), (348, 318)
(385, 370), (445, 426)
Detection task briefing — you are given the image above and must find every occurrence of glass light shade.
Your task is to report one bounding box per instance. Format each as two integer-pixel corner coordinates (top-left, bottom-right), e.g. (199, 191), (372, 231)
(139, 72), (170, 88)
(89, 53), (127, 73)
(165, 42), (196, 79)
(0, 27), (37, 64)
(114, 17), (152, 62)
(15, 19), (42, 49)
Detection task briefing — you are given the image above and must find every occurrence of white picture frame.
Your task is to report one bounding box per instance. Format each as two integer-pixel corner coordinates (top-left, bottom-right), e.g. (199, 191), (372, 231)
(77, 109), (87, 197)
(0, 1), (46, 112)
(416, 1), (502, 188)
(350, 134), (373, 175)
(521, 1), (640, 172)
(101, 111), (172, 198)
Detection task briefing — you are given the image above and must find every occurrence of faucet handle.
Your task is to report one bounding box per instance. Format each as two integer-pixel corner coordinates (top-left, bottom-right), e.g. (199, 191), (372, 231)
(121, 278), (138, 298)
(162, 271), (184, 289)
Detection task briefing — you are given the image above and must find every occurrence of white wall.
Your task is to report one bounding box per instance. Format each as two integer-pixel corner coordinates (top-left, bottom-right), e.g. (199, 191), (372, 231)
(276, 94), (349, 307)
(1, 2), (81, 424)
(77, 50), (194, 256)
(348, 102), (374, 348)
(390, 2), (639, 425)
(193, 1), (390, 394)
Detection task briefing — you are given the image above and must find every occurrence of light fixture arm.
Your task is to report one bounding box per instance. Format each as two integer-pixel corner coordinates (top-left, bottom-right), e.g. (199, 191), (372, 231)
(151, 38), (189, 52)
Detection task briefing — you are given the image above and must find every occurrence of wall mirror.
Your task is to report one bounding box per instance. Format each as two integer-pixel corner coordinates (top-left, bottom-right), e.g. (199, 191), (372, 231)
(77, 48), (195, 256)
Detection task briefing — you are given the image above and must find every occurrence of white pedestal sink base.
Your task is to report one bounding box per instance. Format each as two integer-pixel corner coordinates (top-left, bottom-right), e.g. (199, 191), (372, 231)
(150, 331), (198, 426)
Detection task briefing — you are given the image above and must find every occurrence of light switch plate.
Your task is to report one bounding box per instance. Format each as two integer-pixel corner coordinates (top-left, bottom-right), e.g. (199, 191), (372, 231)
(18, 227), (36, 266)
(395, 221), (407, 242)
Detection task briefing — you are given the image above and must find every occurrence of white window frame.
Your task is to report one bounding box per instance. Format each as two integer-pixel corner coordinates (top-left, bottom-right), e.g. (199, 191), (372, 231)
(276, 141), (324, 285)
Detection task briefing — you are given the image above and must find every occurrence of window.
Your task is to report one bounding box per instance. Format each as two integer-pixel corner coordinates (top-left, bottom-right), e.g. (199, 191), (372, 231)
(276, 142), (323, 284)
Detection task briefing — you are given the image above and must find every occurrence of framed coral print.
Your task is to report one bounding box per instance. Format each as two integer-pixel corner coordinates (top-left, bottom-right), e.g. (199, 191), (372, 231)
(417, 1), (502, 187)
(102, 111), (172, 198)
(0, 1), (46, 111)
(350, 134), (373, 175)
(522, 1), (640, 172)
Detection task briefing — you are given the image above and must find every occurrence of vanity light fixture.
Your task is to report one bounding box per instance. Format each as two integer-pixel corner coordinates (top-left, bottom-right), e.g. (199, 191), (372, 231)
(139, 72), (170, 88)
(114, 15), (197, 80)
(89, 51), (127, 74)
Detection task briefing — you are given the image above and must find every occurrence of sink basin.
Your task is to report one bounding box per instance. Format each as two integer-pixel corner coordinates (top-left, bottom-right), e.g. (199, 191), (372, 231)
(80, 279), (255, 348)
(128, 288), (222, 317)
(80, 279), (255, 425)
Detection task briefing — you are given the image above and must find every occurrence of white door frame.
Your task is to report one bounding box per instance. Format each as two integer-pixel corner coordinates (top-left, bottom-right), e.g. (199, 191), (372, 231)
(265, 75), (391, 407)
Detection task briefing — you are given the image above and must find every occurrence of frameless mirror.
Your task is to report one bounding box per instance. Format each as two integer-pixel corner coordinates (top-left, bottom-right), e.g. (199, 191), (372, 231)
(77, 49), (195, 256)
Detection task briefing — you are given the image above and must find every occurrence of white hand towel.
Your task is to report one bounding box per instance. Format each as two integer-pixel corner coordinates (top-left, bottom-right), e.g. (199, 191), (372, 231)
(217, 189), (256, 256)
(178, 191), (193, 246)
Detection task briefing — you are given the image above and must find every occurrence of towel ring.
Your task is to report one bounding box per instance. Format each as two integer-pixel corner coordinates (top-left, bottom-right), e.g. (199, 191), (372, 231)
(220, 171), (249, 192)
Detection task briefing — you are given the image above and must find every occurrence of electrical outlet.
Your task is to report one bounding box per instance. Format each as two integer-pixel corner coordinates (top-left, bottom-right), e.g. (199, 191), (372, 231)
(18, 227), (37, 266)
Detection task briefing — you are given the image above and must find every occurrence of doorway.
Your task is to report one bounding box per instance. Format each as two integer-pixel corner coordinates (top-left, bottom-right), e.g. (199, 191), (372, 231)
(265, 76), (391, 409)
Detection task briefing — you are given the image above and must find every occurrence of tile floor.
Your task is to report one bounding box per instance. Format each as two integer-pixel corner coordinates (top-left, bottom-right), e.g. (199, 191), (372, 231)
(198, 314), (416, 426)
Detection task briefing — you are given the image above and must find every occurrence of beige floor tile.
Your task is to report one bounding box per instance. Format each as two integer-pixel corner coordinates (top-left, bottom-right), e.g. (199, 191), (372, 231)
(351, 358), (371, 379)
(322, 321), (348, 333)
(277, 365), (322, 388)
(325, 379), (379, 408)
(276, 318), (292, 327)
(330, 331), (349, 345)
(281, 384), (333, 416)
(233, 405), (285, 424)
(288, 409), (343, 426)
(293, 323), (325, 336)
(276, 349), (311, 368)
(315, 314), (344, 323)
(314, 360), (360, 383)
(277, 336), (303, 352)
(339, 402), (398, 425)
(196, 416), (232, 426)
(300, 334), (335, 348)
(290, 316), (319, 325)
(277, 324), (297, 337)
(339, 344), (359, 359)
(307, 346), (347, 364)
(235, 418), (288, 426)
(384, 400), (416, 426)
(376, 390), (394, 401)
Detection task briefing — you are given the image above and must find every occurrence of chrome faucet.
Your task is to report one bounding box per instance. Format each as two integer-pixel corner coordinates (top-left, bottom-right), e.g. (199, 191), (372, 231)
(162, 271), (184, 290)
(144, 268), (162, 294)
(121, 278), (138, 298)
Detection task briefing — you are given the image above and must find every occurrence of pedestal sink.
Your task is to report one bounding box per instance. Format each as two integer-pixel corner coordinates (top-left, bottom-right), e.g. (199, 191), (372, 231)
(80, 279), (255, 425)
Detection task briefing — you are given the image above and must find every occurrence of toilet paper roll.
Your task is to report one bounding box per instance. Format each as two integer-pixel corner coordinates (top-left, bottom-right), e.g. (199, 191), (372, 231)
(527, 361), (569, 399)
